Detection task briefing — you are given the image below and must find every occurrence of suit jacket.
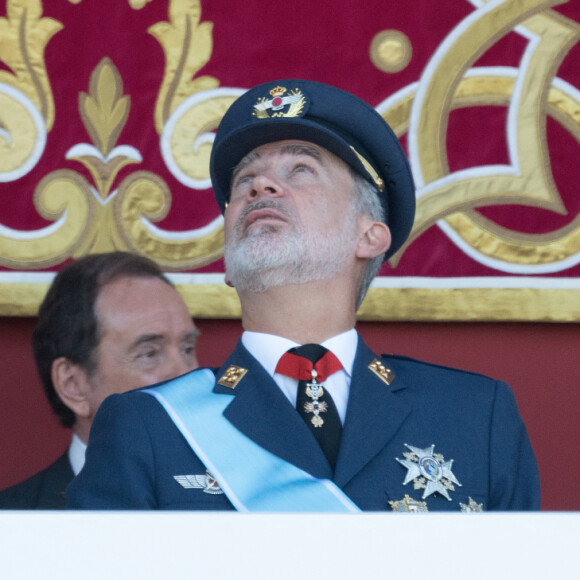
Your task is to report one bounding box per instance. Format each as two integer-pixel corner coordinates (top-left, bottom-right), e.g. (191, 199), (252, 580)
(67, 337), (540, 511)
(0, 452), (73, 510)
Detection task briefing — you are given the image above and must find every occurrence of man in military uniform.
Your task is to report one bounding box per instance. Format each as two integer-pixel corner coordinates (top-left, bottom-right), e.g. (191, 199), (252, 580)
(68, 80), (539, 511)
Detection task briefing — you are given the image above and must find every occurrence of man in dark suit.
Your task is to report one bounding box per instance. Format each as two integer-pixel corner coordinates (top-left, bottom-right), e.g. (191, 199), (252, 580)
(68, 80), (540, 511)
(0, 252), (199, 509)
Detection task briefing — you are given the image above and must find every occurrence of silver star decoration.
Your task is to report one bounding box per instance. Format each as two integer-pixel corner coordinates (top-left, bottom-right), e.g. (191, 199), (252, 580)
(396, 444), (462, 501)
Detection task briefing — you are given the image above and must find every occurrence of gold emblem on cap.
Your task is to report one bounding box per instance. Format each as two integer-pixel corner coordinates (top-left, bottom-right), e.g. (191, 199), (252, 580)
(389, 494), (428, 512)
(253, 87), (306, 119)
(269, 86), (287, 97)
(217, 365), (248, 389)
(368, 359), (394, 385)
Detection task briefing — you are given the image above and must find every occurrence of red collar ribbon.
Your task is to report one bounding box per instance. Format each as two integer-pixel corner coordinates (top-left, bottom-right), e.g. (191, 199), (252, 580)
(275, 350), (343, 382)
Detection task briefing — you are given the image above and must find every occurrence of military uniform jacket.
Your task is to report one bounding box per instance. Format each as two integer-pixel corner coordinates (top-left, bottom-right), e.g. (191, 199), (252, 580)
(67, 336), (540, 511)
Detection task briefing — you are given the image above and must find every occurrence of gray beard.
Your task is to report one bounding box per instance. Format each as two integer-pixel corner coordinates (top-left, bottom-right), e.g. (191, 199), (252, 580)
(224, 199), (356, 293)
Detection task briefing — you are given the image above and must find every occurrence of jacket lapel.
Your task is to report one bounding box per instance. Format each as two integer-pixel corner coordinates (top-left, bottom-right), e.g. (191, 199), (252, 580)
(334, 338), (411, 488)
(215, 341), (333, 480)
(37, 453), (74, 509)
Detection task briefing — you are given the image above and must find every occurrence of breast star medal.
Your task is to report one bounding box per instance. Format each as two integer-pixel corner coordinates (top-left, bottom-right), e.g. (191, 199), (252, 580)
(396, 443), (462, 501)
(304, 370), (328, 428)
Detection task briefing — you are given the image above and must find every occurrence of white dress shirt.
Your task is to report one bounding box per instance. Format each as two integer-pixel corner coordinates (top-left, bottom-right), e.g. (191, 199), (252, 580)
(68, 432), (87, 476)
(241, 329), (358, 424)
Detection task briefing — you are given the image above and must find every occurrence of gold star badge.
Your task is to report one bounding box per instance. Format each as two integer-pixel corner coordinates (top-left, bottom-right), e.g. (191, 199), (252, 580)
(368, 359), (395, 385)
(217, 365), (248, 389)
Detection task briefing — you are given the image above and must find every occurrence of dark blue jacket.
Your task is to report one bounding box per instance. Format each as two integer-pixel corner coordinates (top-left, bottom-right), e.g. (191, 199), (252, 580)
(67, 337), (540, 511)
(0, 453), (73, 510)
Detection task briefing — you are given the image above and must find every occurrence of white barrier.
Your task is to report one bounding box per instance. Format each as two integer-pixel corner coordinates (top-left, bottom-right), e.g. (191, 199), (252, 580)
(0, 512), (577, 579)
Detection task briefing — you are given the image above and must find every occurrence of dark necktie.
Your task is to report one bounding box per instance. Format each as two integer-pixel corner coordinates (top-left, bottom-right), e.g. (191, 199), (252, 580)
(275, 343), (343, 469)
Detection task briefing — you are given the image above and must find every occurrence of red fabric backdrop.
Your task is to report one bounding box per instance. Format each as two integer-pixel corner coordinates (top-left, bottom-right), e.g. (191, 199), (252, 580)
(1, 0), (579, 286)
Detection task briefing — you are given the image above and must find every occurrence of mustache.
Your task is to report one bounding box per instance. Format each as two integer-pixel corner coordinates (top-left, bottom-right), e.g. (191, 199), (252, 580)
(235, 199), (293, 230)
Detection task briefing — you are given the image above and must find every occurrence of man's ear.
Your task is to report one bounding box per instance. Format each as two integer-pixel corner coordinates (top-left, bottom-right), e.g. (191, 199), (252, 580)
(356, 219), (392, 259)
(51, 357), (92, 419)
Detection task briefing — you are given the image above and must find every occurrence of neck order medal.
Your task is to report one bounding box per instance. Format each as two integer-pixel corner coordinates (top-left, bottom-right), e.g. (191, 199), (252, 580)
(304, 369), (328, 428)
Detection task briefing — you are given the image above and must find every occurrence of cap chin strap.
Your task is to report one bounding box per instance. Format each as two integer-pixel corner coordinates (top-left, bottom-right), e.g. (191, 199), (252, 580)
(350, 146), (384, 192)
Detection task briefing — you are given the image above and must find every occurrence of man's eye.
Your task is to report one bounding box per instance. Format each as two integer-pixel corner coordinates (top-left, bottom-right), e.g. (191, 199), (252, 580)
(291, 163), (316, 176)
(136, 348), (159, 360)
(234, 174), (252, 188)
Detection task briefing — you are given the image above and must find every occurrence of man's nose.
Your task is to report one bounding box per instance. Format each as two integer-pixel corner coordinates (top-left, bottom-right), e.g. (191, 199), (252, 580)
(248, 173), (282, 201)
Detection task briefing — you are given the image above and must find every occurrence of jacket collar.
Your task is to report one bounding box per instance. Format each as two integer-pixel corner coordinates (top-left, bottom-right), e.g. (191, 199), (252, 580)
(215, 341), (333, 479)
(334, 339), (411, 487)
(213, 336), (411, 485)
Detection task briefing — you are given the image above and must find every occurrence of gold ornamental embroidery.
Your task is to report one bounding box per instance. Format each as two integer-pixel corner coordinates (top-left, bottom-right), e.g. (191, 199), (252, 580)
(0, 1), (61, 130)
(0, 0), (226, 271)
(378, 0), (580, 272)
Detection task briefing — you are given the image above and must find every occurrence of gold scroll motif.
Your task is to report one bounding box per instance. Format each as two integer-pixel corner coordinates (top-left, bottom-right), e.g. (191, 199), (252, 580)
(381, 0), (580, 270)
(0, 0), (229, 270)
(0, 0), (60, 130)
(0, 0), (60, 181)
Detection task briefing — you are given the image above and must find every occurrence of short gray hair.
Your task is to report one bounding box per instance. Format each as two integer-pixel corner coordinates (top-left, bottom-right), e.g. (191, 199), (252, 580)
(350, 171), (386, 308)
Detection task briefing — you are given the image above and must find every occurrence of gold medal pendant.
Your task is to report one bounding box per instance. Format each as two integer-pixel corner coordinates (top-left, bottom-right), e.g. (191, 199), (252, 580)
(303, 370), (328, 428)
(306, 384), (324, 398)
(311, 414), (324, 428)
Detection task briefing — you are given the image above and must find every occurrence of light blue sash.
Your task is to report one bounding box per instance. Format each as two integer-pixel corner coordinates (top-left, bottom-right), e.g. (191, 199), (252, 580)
(143, 368), (360, 513)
